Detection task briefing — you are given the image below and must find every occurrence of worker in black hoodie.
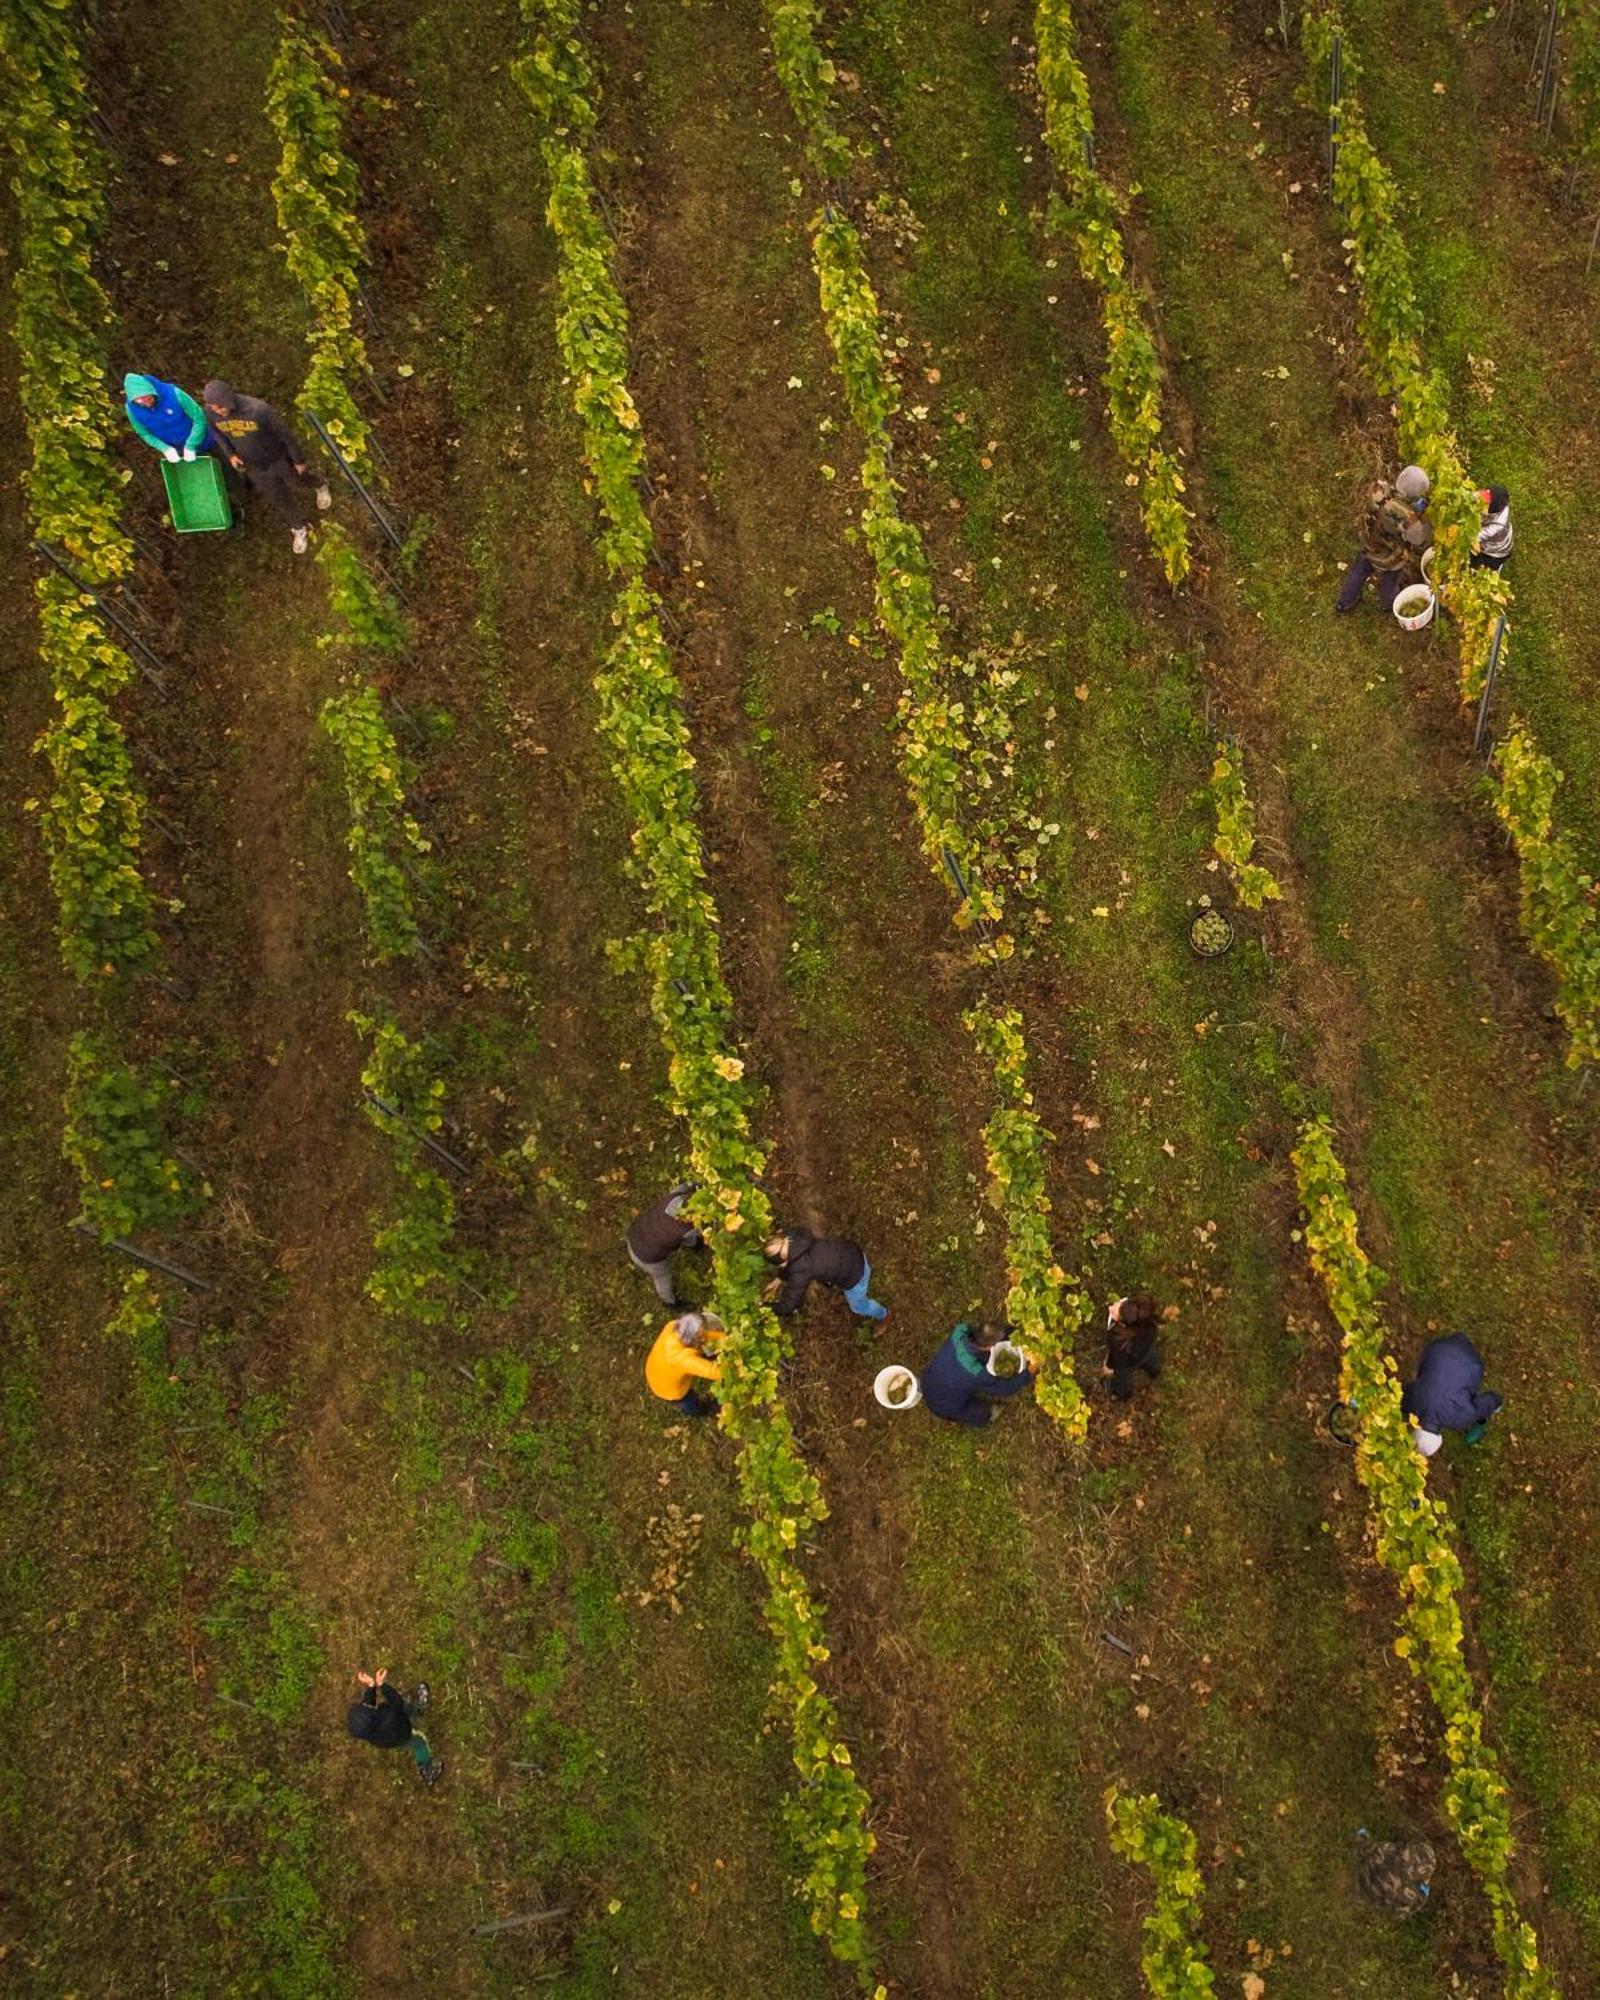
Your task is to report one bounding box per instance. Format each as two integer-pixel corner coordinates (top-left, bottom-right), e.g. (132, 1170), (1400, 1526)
(346, 1666), (443, 1785)
(763, 1228), (887, 1323)
(202, 378), (331, 553)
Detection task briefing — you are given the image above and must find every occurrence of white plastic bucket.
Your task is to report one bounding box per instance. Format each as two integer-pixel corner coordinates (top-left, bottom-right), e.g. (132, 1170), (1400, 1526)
(1393, 583), (1436, 631)
(873, 1365), (922, 1411)
(1420, 546), (1436, 587)
(986, 1340), (1027, 1379)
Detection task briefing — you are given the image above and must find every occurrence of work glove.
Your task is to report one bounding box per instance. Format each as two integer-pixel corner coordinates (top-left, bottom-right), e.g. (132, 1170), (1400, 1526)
(182, 447), (197, 462)
(163, 446), (181, 463)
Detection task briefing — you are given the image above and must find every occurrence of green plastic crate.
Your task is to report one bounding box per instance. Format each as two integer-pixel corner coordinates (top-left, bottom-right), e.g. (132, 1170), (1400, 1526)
(160, 454), (232, 533)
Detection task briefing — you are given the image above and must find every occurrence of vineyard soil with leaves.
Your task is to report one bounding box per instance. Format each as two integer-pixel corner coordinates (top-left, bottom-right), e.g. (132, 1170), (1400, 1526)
(4, 0), (1600, 1993)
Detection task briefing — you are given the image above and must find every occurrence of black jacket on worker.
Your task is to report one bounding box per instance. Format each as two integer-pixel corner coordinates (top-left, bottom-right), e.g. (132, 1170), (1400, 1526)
(770, 1228), (866, 1317)
(627, 1181), (700, 1263)
(1400, 1333), (1502, 1435)
(202, 379), (309, 475)
(347, 1684), (413, 1749)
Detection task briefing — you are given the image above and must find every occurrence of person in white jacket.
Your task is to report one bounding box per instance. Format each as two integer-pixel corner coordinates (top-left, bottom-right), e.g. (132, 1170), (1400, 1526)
(1471, 485), (1513, 572)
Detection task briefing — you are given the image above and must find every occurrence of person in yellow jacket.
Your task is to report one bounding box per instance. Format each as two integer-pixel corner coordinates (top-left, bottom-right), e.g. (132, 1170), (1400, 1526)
(644, 1311), (723, 1418)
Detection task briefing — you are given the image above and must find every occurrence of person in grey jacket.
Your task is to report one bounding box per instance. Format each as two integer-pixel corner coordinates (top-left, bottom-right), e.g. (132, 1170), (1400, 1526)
(626, 1181), (704, 1307)
(202, 378), (331, 552)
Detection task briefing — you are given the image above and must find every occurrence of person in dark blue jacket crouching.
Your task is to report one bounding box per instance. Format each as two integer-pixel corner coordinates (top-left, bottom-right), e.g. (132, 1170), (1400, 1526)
(1400, 1332), (1503, 1459)
(921, 1318), (1034, 1427)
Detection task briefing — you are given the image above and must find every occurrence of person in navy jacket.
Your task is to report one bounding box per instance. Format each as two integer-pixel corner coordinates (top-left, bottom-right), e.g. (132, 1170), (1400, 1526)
(1400, 1332), (1503, 1458)
(921, 1318), (1034, 1427)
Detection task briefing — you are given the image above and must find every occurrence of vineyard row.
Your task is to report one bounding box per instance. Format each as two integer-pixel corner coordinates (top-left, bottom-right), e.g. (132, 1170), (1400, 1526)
(515, 0), (880, 1971)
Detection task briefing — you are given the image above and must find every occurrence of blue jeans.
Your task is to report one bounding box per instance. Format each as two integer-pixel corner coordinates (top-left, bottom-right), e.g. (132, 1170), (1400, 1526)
(842, 1260), (887, 1321)
(666, 1389), (718, 1418)
(1335, 553), (1406, 613)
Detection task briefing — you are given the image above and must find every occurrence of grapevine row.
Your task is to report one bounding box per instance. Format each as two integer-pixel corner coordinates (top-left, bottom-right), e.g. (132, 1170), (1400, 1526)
(319, 639), (430, 963)
(762, 0), (1092, 1441)
(1557, 3), (1600, 190)
(266, 12), (372, 470)
(1104, 1787), (1217, 1999)
(1306, 8), (1600, 1065)
(352, 1010), (476, 1324)
(1032, 0), (1191, 586)
(267, 13), (477, 1347)
(1208, 743), (1281, 911)
(2, 3), (158, 983)
(966, 1007), (1095, 1429)
(0, 2), (198, 1255)
(513, 0), (878, 1971)
(266, 14), (426, 963)
(1290, 1116), (1555, 1997)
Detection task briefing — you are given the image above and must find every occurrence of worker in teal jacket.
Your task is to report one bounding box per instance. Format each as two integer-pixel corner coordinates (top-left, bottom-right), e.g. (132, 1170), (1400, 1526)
(123, 372), (220, 463)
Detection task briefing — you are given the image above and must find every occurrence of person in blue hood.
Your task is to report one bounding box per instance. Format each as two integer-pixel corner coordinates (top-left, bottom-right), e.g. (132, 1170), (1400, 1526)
(921, 1318), (1035, 1427)
(1400, 1332), (1503, 1459)
(123, 372), (220, 463)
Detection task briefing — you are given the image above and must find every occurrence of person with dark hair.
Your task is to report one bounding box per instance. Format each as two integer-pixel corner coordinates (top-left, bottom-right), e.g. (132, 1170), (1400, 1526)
(1334, 465), (1432, 615)
(1103, 1293), (1163, 1400)
(1471, 485), (1513, 571)
(1400, 1332), (1502, 1459)
(626, 1180), (704, 1308)
(763, 1228), (887, 1324)
(347, 1667), (443, 1785)
(1354, 1829), (1435, 1916)
(644, 1310), (723, 1418)
(920, 1318), (1034, 1427)
(201, 378), (331, 553)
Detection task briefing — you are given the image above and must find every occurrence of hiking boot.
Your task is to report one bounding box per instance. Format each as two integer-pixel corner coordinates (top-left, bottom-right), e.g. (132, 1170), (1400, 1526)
(410, 1681), (431, 1714)
(291, 524), (310, 555)
(418, 1757), (445, 1786)
(315, 483), (332, 512)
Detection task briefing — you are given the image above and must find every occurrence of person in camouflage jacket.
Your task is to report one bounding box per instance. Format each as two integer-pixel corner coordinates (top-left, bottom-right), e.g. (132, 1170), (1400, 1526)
(1334, 465), (1432, 615)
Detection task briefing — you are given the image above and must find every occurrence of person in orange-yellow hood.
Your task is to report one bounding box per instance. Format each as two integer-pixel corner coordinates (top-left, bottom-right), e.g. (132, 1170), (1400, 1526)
(644, 1310), (723, 1419)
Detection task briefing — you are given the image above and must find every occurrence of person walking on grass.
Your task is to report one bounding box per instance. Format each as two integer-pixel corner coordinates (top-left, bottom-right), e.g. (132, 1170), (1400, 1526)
(644, 1309), (723, 1419)
(347, 1667), (443, 1785)
(1334, 464), (1432, 616)
(921, 1317), (1034, 1428)
(1472, 484), (1513, 571)
(1103, 1292), (1162, 1401)
(123, 371), (222, 465)
(201, 378), (331, 554)
(626, 1180), (705, 1308)
(763, 1228), (887, 1325)
(1400, 1331), (1503, 1460)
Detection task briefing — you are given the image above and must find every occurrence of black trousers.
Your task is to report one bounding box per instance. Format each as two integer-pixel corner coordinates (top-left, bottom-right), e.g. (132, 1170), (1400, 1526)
(1108, 1346), (1161, 1400)
(246, 456), (320, 528)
